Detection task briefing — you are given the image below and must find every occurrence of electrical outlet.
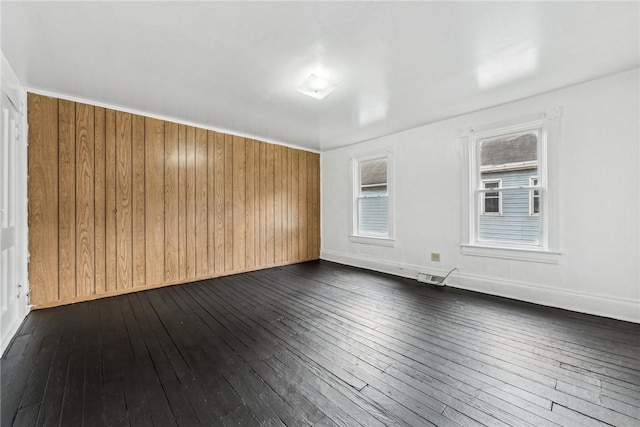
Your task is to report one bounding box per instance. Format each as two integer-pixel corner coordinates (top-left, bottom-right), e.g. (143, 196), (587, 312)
(431, 252), (441, 262)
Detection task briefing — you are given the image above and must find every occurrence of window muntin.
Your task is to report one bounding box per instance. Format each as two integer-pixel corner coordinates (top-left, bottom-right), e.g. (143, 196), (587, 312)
(482, 180), (501, 215)
(474, 128), (542, 246)
(356, 157), (388, 237)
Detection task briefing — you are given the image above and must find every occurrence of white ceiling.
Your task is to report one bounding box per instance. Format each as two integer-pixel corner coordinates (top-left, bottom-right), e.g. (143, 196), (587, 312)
(2, 2), (638, 151)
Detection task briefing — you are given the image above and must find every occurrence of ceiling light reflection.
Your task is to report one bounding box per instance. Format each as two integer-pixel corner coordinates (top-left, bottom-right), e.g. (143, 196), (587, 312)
(476, 47), (538, 89)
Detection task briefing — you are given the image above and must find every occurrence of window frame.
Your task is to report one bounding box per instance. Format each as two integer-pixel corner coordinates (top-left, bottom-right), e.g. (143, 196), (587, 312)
(460, 109), (562, 263)
(350, 149), (395, 246)
(481, 179), (502, 215)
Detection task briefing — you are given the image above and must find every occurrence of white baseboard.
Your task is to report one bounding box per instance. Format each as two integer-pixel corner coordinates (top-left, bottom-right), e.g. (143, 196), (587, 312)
(1, 305), (30, 357)
(320, 249), (640, 324)
(320, 249), (443, 280)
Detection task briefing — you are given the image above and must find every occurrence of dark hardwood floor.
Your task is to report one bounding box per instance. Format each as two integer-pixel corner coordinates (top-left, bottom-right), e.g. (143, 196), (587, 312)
(2, 260), (639, 426)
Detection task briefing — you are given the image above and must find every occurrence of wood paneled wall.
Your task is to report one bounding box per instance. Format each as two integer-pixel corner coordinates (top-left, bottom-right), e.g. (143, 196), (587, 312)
(27, 93), (320, 308)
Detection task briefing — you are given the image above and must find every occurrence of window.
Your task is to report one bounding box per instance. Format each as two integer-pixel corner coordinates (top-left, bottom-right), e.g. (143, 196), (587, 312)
(530, 177), (539, 215)
(461, 109), (562, 261)
(351, 151), (394, 244)
(482, 180), (501, 215)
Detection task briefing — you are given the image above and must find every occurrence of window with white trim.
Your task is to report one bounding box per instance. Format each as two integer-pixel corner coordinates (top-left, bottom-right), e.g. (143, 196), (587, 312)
(351, 151), (394, 243)
(461, 110), (561, 262)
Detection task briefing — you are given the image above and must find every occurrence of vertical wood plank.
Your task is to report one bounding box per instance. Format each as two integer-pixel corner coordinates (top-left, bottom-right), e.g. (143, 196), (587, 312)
(93, 107), (106, 295)
(27, 94), (59, 305)
(274, 145), (283, 264)
(58, 99), (76, 300)
(75, 103), (95, 297)
(244, 139), (255, 269)
(105, 109), (117, 292)
(224, 134), (233, 272)
(298, 150), (308, 260)
(145, 118), (165, 285)
(279, 147), (289, 263)
(312, 153), (321, 258)
(290, 149), (299, 261)
(178, 125), (187, 279)
(195, 128), (209, 276)
(306, 152), (311, 259)
(131, 115), (146, 287)
(284, 148), (291, 262)
(306, 152), (313, 260)
(266, 144), (275, 265)
(214, 133), (225, 274)
(164, 121), (179, 281)
(185, 126), (196, 278)
(254, 141), (262, 267)
(259, 142), (267, 266)
(298, 151), (307, 260)
(116, 112), (133, 289)
(207, 131), (216, 274)
(232, 136), (245, 271)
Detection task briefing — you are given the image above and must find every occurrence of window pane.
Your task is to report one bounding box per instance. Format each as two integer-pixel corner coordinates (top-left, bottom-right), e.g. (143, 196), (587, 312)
(357, 157), (389, 236)
(358, 196), (388, 236)
(478, 180), (540, 243)
(360, 158), (387, 186)
(484, 197), (499, 213)
(361, 184), (387, 196)
(470, 124), (546, 245)
(484, 181), (499, 189)
(480, 132), (537, 169)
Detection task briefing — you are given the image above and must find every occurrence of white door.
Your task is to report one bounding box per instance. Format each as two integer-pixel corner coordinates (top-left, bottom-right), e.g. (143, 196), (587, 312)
(0, 54), (28, 355)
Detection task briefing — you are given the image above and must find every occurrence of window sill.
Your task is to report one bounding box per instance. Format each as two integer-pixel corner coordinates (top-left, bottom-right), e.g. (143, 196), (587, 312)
(349, 235), (396, 247)
(460, 244), (561, 264)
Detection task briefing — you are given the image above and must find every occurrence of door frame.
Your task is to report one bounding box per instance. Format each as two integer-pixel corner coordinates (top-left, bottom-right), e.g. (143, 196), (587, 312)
(1, 52), (29, 356)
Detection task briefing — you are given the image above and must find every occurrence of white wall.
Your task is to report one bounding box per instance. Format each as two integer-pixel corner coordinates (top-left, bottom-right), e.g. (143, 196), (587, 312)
(321, 69), (640, 323)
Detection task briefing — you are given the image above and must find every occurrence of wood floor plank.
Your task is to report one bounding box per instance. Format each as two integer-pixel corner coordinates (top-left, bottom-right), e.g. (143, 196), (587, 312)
(119, 294), (178, 426)
(0, 334), (44, 425)
(2, 261), (639, 426)
(58, 337), (87, 426)
(99, 298), (131, 426)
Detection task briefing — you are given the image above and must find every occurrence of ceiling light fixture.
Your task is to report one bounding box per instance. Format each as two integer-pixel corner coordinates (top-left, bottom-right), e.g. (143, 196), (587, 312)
(296, 74), (336, 100)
